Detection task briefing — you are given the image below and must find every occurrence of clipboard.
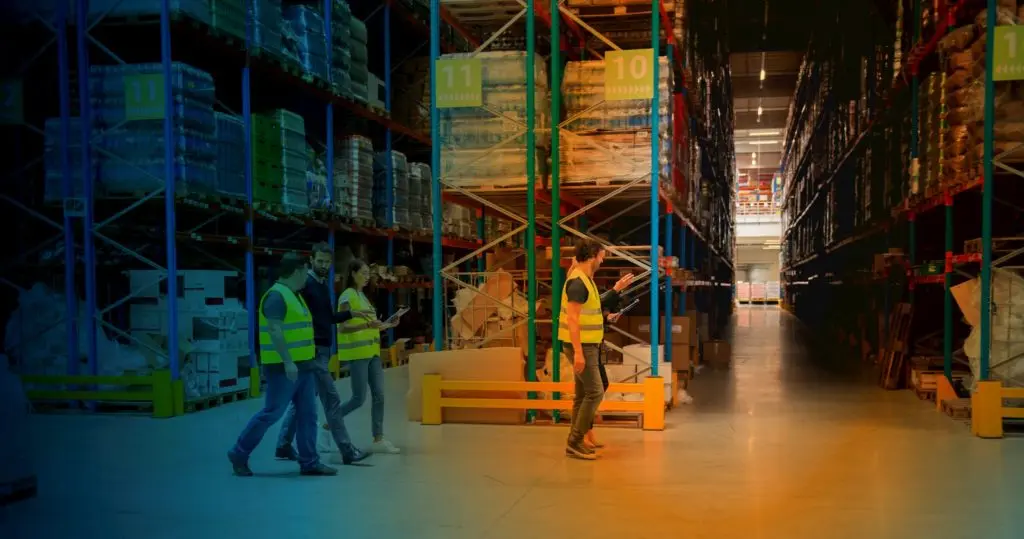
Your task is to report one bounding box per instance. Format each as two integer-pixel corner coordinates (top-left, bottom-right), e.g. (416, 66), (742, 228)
(381, 306), (410, 329)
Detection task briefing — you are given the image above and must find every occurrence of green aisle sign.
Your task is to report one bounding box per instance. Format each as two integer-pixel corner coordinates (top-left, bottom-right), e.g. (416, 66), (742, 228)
(435, 58), (482, 109)
(0, 79), (24, 125)
(994, 26), (1024, 81)
(605, 49), (655, 101)
(124, 74), (166, 121)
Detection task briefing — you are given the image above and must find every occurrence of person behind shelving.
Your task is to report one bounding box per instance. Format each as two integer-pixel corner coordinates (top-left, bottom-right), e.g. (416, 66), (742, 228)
(559, 241), (633, 460)
(274, 243), (372, 466)
(336, 259), (401, 454)
(227, 252), (337, 477)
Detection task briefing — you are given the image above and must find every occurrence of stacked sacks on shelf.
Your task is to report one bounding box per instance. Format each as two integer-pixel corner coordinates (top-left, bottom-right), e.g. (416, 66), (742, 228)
(334, 135), (375, 222)
(559, 56), (671, 185)
(406, 161), (424, 230)
(330, 0), (353, 96)
(283, 4), (330, 82)
(409, 162), (432, 231)
(214, 112), (246, 200)
(373, 151), (411, 228)
(89, 63), (217, 196)
(251, 109), (309, 213)
(439, 51), (550, 188)
(250, 0), (284, 56)
(348, 16), (370, 102)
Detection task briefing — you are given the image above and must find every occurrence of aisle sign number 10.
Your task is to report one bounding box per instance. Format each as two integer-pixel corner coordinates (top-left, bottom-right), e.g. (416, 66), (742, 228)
(605, 49), (655, 101)
(435, 58), (482, 109)
(994, 26), (1024, 81)
(124, 74), (166, 121)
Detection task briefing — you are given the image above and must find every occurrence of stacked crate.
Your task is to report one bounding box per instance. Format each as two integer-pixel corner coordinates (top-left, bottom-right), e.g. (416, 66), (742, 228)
(251, 109), (308, 213)
(283, 4), (330, 82)
(410, 162), (432, 230)
(439, 51), (549, 188)
(559, 56), (671, 185)
(209, 0), (246, 40)
(89, 63), (217, 197)
(917, 71), (945, 199)
(214, 112), (246, 200)
(348, 17), (370, 102)
(373, 151), (411, 229)
(334, 135), (375, 222)
(939, 25), (982, 188)
(250, 0), (284, 57)
(330, 0), (353, 96)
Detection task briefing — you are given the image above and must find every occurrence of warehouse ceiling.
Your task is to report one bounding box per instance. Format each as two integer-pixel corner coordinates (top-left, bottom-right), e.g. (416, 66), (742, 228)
(729, 50), (802, 178)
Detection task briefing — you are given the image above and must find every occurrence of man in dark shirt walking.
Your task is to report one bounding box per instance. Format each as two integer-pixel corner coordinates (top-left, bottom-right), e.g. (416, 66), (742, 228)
(275, 243), (373, 465)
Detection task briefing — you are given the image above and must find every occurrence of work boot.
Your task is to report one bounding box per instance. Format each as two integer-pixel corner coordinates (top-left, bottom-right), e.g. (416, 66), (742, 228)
(337, 445), (371, 465)
(565, 439), (597, 460)
(228, 451), (254, 476)
(275, 444), (298, 461)
(300, 462), (338, 476)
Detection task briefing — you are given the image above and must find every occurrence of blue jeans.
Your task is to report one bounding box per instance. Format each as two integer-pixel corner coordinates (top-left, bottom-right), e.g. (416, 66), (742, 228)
(277, 347), (356, 454)
(229, 367), (319, 471)
(340, 355), (385, 439)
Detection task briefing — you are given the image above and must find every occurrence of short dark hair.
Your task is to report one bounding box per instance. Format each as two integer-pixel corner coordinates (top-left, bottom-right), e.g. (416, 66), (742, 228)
(311, 242), (332, 258)
(278, 252), (307, 279)
(575, 240), (605, 263)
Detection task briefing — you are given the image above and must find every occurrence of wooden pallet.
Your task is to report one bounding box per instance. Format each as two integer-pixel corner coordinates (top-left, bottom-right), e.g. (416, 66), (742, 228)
(569, 0), (676, 18)
(879, 303), (914, 390)
(940, 397), (972, 421)
(914, 387), (937, 402)
(184, 388), (250, 413)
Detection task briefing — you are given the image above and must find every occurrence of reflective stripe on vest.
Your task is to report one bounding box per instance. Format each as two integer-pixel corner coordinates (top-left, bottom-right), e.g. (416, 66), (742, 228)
(557, 269), (605, 344)
(257, 283), (316, 364)
(337, 289), (380, 360)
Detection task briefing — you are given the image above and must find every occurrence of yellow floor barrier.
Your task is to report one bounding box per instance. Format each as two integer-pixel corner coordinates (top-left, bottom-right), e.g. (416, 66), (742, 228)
(972, 380), (1024, 438)
(421, 375), (665, 430)
(21, 370), (183, 418)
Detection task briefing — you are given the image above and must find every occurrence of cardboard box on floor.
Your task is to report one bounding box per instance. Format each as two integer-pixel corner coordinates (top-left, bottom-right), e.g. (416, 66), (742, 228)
(629, 314), (698, 372)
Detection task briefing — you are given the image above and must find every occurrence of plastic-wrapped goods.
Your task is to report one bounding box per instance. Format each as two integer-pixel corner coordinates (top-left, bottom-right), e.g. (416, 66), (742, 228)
(43, 117), (95, 203)
(251, 109), (308, 209)
(373, 151), (410, 228)
(334, 135), (375, 222)
(87, 0), (210, 25)
(283, 5), (330, 82)
(210, 0), (246, 40)
(89, 63), (217, 195)
(214, 113), (246, 199)
(410, 162), (432, 230)
(348, 17), (370, 102)
(330, 0), (352, 95)
(250, 0), (284, 56)
(559, 57), (671, 185)
(406, 160), (423, 230)
(439, 51), (550, 188)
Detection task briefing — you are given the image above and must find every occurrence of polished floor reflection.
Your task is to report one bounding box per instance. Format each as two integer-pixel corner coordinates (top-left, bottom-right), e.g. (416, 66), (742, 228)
(6, 307), (1023, 539)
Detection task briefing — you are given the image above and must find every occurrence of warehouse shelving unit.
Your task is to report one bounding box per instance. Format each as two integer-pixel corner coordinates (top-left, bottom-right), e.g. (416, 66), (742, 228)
(427, 0), (736, 409)
(0, 0), (487, 415)
(781, 0), (1024, 422)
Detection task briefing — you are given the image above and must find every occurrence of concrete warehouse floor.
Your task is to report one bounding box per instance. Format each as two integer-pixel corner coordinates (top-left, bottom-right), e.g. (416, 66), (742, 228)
(5, 307), (1023, 539)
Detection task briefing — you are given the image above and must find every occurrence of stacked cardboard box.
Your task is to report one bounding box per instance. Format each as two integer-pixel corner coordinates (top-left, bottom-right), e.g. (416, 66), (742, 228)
(250, 109), (309, 213)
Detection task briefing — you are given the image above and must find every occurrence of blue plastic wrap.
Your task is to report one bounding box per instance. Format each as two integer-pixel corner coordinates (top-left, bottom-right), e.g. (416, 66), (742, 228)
(209, 0), (246, 40)
(250, 0), (284, 55)
(373, 151), (410, 229)
(214, 112), (246, 199)
(283, 5), (329, 81)
(334, 136), (374, 221)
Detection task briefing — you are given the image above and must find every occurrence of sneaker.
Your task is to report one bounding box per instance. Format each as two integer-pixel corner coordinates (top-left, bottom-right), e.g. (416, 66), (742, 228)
(370, 439), (401, 454)
(565, 440), (597, 460)
(584, 439), (606, 450)
(228, 451), (254, 476)
(274, 445), (298, 461)
(299, 463), (338, 476)
(339, 446), (372, 465)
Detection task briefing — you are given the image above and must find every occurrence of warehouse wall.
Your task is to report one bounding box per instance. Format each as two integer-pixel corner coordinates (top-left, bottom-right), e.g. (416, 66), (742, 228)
(735, 241), (781, 282)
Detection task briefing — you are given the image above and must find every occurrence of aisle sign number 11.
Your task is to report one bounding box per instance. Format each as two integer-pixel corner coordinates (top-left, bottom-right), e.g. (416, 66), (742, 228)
(605, 49), (655, 101)
(124, 74), (166, 121)
(435, 58), (482, 109)
(994, 26), (1024, 81)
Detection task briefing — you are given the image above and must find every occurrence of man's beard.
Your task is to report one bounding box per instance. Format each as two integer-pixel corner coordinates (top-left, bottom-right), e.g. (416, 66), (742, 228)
(314, 267), (329, 278)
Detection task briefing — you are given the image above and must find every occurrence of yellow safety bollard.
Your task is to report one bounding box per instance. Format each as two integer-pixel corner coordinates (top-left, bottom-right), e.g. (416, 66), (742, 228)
(151, 370), (174, 418)
(972, 381), (1004, 438)
(422, 374), (443, 425)
(642, 376), (665, 431)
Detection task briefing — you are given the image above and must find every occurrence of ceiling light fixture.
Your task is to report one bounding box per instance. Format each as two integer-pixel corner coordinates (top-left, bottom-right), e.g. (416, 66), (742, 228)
(749, 140), (780, 145)
(747, 130), (780, 137)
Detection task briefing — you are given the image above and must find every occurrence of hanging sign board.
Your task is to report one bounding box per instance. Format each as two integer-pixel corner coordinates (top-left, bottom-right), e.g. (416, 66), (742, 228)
(605, 49), (655, 101)
(435, 58), (482, 109)
(0, 79), (24, 125)
(994, 26), (1024, 81)
(124, 74), (166, 121)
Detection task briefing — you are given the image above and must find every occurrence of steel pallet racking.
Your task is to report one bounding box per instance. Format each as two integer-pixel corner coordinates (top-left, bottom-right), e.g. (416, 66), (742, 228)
(780, 0), (1024, 428)
(426, 0), (736, 417)
(0, 0), (484, 415)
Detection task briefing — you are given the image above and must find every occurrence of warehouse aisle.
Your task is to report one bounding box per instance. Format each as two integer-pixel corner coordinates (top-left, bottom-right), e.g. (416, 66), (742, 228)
(7, 307), (1024, 539)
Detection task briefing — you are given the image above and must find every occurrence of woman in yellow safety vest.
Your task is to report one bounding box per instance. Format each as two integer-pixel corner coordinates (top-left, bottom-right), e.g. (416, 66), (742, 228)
(336, 259), (401, 454)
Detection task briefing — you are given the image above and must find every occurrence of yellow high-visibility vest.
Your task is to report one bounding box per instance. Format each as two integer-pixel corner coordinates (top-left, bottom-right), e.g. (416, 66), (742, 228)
(336, 288), (381, 361)
(557, 268), (604, 344)
(258, 283), (316, 364)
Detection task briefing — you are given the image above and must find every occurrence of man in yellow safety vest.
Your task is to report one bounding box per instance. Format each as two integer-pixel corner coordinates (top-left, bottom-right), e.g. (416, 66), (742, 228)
(558, 240), (633, 460)
(227, 253), (337, 476)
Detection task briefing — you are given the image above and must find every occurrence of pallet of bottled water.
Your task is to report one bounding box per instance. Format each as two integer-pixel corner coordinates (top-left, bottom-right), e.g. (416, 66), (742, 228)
(334, 135), (375, 222)
(214, 112), (246, 201)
